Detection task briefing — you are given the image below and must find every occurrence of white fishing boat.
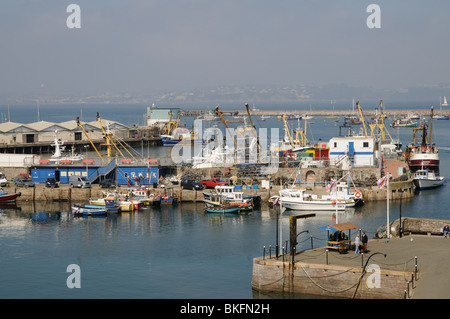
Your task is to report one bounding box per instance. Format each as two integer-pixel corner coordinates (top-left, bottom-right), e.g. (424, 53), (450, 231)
(203, 185), (261, 207)
(321, 181), (363, 206)
(49, 131), (84, 163)
(278, 188), (348, 211)
(413, 169), (445, 190)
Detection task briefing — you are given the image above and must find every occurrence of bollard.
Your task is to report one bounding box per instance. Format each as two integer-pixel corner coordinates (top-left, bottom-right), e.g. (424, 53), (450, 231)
(326, 249), (329, 265)
(269, 245), (272, 259)
(310, 235), (313, 249)
(263, 246), (266, 260)
(361, 253), (364, 267)
(415, 256), (419, 281)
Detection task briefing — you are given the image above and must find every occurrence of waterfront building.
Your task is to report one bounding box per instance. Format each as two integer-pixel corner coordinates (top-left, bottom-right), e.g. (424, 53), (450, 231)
(0, 119), (129, 147)
(146, 104), (180, 127)
(328, 136), (376, 167)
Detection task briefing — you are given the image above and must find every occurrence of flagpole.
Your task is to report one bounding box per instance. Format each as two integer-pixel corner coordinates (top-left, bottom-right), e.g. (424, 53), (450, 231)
(386, 172), (390, 238)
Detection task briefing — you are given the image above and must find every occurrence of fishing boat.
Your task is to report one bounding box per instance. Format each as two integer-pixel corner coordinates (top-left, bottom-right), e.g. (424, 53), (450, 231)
(72, 204), (107, 216)
(89, 192), (134, 211)
(391, 118), (418, 128)
(203, 192), (253, 212)
(0, 188), (21, 202)
(49, 132), (84, 163)
(132, 189), (161, 206)
(204, 205), (241, 214)
(203, 185), (261, 207)
(278, 187), (348, 211)
(160, 188), (178, 205)
(321, 181), (364, 206)
(413, 169), (445, 190)
(406, 108), (440, 173)
(161, 127), (200, 146)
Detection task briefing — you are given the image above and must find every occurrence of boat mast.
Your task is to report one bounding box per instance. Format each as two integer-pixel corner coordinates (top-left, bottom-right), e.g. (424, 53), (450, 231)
(428, 106), (434, 145)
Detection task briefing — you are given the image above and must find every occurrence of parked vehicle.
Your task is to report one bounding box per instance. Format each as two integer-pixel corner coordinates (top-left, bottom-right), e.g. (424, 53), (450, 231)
(69, 176), (91, 188)
(14, 177), (35, 187)
(0, 172), (8, 187)
(199, 178), (229, 189)
(180, 179), (204, 190)
(99, 178), (115, 188)
(45, 178), (59, 188)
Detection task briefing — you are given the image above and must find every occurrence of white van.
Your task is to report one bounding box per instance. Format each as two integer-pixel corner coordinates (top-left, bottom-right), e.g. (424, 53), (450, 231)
(69, 176), (91, 188)
(0, 172), (8, 187)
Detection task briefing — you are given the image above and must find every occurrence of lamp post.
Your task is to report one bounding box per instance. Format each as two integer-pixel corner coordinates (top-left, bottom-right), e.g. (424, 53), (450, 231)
(398, 189), (404, 238)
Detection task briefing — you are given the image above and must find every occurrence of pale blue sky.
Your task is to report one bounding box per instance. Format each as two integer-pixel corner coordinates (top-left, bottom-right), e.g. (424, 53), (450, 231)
(1, 0), (449, 98)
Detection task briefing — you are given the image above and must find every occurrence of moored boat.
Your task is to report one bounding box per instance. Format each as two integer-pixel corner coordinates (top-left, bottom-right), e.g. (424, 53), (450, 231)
(72, 204), (107, 216)
(406, 108), (440, 174)
(413, 169), (445, 190)
(204, 205), (241, 214)
(0, 188), (21, 202)
(279, 188), (348, 211)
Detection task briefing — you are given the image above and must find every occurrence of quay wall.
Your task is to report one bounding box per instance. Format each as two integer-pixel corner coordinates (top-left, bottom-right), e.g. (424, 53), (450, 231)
(390, 217), (450, 237)
(252, 257), (411, 299)
(5, 177), (413, 203)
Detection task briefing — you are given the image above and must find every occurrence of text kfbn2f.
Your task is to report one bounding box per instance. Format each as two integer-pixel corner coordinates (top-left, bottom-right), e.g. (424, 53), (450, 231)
(65, 4), (381, 30)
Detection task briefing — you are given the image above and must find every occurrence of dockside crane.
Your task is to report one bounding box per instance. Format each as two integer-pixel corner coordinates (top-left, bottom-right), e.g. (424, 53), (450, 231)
(245, 103), (261, 155)
(76, 117), (105, 164)
(96, 112), (137, 161)
(356, 101), (368, 137)
(215, 105), (237, 148)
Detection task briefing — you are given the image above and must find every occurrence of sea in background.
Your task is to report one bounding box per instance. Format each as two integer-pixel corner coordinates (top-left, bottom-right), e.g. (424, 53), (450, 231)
(0, 102), (450, 299)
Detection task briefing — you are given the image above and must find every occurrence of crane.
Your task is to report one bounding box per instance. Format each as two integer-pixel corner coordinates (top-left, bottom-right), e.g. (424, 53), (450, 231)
(215, 105), (237, 148)
(356, 101), (368, 137)
(76, 117), (105, 164)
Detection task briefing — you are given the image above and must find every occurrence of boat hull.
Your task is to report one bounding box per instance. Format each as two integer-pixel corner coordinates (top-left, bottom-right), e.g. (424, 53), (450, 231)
(413, 177), (445, 189)
(72, 204), (107, 215)
(205, 207), (241, 214)
(0, 193), (20, 202)
(281, 199), (347, 211)
(409, 158), (440, 173)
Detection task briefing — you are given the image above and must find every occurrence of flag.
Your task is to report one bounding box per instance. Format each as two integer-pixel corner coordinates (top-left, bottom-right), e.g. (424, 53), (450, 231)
(326, 180), (337, 193)
(377, 174), (391, 188)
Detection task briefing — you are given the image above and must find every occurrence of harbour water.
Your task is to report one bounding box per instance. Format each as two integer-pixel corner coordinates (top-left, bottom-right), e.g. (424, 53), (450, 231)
(1, 103), (450, 299)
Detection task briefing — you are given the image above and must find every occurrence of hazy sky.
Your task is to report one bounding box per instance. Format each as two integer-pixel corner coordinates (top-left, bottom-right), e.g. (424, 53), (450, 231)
(1, 0), (450, 99)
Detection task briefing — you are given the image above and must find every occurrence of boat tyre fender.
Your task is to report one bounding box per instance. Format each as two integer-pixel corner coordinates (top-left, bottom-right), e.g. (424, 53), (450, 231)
(17, 192), (21, 197)
(355, 191), (361, 199)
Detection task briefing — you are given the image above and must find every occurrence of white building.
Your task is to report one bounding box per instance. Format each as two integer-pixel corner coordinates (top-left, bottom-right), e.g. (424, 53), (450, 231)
(329, 136), (376, 168)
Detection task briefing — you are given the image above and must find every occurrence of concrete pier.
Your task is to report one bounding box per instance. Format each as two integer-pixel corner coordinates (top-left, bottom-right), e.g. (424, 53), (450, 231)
(252, 218), (450, 299)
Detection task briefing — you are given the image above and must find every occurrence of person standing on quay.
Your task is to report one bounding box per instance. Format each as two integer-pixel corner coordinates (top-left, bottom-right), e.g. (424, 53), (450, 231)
(354, 234), (361, 254)
(361, 231), (368, 253)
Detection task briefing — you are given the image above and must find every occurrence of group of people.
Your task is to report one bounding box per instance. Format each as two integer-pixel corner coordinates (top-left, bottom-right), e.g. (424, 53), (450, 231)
(354, 232), (368, 254)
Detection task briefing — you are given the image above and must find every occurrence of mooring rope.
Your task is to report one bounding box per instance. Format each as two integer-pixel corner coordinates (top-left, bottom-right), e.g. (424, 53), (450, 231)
(299, 265), (361, 293)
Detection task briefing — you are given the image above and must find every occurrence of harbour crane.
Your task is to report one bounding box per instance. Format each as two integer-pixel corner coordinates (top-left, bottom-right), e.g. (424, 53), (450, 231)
(76, 117), (105, 164)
